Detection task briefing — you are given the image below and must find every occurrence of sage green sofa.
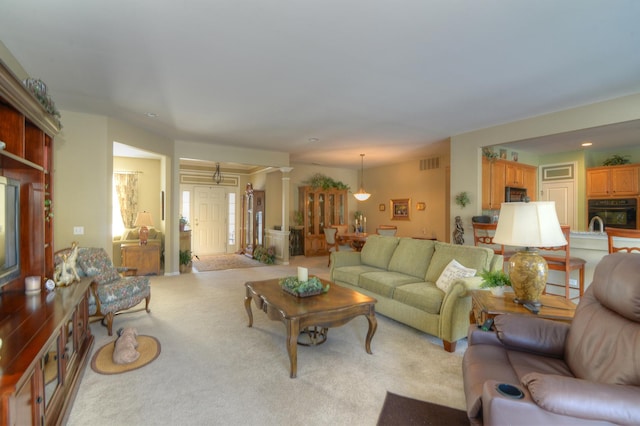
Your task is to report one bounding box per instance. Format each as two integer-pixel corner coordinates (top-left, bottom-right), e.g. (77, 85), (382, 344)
(329, 235), (503, 352)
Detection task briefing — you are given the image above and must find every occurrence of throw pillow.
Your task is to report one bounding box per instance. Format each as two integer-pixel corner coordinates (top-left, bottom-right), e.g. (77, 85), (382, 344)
(436, 259), (476, 292)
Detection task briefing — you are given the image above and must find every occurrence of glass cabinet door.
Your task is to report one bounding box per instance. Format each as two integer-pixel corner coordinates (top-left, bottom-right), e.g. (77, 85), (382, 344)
(327, 194), (336, 226)
(42, 336), (60, 413)
(306, 192), (315, 234)
(318, 193), (325, 231)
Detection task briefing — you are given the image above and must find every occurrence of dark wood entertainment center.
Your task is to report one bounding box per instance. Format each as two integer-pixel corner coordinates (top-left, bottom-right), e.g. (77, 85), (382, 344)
(0, 60), (94, 424)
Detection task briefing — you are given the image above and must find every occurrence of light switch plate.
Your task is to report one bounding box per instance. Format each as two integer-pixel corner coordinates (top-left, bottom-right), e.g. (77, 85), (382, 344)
(73, 226), (84, 235)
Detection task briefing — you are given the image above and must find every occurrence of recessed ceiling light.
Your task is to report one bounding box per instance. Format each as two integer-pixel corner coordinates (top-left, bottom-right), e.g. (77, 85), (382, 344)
(145, 112), (158, 118)
(308, 137), (319, 143)
(581, 141), (593, 147)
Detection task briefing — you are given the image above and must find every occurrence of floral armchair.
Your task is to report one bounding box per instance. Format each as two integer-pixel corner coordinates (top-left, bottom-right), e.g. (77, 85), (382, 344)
(54, 247), (151, 335)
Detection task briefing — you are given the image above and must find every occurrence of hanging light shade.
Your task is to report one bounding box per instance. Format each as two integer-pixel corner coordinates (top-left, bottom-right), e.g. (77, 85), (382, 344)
(353, 153), (371, 201)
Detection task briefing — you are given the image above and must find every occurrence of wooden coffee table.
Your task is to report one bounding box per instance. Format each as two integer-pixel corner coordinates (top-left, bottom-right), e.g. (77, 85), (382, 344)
(244, 277), (377, 378)
(471, 290), (576, 325)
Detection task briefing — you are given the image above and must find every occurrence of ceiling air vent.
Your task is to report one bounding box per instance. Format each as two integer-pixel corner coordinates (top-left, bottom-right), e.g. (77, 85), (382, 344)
(419, 157), (440, 171)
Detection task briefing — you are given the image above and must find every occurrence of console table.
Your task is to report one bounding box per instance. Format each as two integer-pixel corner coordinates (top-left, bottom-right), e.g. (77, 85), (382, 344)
(121, 243), (161, 275)
(0, 279), (94, 425)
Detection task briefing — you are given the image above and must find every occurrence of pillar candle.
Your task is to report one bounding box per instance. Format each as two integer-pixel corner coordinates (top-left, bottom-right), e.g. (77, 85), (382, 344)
(297, 267), (308, 282)
(25, 276), (41, 294)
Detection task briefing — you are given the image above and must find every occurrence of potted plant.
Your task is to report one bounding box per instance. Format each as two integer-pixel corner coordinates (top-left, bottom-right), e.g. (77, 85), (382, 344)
(179, 215), (189, 232)
(179, 249), (193, 273)
(479, 269), (511, 296)
(292, 210), (304, 228)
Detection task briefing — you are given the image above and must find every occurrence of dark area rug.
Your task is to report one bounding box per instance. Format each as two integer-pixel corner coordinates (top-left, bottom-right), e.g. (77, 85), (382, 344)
(377, 392), (469, 426)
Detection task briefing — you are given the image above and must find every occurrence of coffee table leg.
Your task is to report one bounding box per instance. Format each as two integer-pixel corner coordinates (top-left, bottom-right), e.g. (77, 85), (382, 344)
(364, 310), (377, 354)
(286, 318), (300, 378)
(244, 295), (253, 327)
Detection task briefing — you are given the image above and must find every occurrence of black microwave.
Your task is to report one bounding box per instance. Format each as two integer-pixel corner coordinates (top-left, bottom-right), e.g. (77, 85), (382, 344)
(505, 187), (527, 202)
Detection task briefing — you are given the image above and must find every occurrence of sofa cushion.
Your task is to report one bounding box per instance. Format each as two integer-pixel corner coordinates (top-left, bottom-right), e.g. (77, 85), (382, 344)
(435, 259), (476, 292)
(332, 265), (385, 287)
(388, 238), (436, 279)
(393, 282), (444, 314)
(425, 243), (493, 283)
(122, 228), (139, 240)
(358, 271), (423, 298)
(360, 235), (400, 269)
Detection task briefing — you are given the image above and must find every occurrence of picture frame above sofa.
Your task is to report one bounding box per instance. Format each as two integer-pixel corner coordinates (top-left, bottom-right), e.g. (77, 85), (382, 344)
(390, 198), (410, 221)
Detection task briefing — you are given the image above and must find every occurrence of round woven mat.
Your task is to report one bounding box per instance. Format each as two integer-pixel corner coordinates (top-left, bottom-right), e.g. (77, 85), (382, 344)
(91, 335), (161, 375)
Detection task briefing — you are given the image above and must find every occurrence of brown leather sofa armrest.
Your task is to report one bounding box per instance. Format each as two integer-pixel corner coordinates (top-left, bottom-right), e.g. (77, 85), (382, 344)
(494, 314), (569, 358)
(522, 372), (640, 425)
(467, 325), (503, 347)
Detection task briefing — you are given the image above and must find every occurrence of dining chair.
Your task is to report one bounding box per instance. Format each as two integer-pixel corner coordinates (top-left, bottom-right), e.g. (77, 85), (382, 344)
(538, 225), (586, 300)
(324, 227), (352, 266)
(606, 227), (640, 253)
(471, 222), (509, 257)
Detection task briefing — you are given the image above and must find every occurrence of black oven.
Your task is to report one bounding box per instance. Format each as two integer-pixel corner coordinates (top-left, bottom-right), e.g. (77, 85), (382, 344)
(587, 198), (638, 231)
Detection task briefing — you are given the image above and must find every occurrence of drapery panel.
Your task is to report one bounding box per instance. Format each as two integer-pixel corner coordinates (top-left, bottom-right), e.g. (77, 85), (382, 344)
(114, 173), (138, 228)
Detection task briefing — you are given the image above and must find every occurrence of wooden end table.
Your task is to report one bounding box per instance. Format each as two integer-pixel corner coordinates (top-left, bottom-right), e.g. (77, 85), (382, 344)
(244, 277), (377, 378)
(471, 290), (576, 325)
(121, 242), (160, 275)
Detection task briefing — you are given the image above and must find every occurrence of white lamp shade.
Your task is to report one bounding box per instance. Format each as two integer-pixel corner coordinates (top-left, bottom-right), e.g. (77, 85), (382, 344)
(353, 188), (371, 201)
(493, 201), (567, 247)
(134, 211), (154, 227)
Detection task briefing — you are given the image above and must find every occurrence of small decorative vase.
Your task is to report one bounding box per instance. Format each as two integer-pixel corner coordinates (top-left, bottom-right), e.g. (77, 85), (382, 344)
(490, 286), (506, 297)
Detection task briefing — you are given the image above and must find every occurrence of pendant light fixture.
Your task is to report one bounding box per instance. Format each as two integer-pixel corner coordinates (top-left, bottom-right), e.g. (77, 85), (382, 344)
(353, 153), (371, 201)
(213, 162), (223, 184)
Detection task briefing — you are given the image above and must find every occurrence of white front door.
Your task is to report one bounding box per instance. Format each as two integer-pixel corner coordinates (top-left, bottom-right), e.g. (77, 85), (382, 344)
(193, 186), (227, 255)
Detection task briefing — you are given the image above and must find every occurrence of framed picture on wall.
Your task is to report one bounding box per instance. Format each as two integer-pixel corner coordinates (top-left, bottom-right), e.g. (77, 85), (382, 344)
(416, 202), (426, 211)
(390, 198), (410, 221)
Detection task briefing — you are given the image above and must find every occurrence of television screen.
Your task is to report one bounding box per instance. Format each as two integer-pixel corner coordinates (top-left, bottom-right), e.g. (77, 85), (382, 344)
(0, 175), (20, 289)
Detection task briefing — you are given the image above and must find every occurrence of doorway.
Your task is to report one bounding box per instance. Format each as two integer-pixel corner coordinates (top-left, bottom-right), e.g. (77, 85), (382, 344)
(539, 162), (577, 229)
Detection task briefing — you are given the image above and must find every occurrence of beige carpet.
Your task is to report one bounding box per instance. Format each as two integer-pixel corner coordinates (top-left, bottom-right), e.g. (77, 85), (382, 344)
(192, 253), (264, 272)
(67, 256), (467, 426)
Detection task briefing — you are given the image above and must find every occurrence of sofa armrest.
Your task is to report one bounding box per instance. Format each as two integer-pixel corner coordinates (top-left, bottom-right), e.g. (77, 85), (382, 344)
(522, 372), (640, 425)
(329, 251), (362, 270)
(494, 314), (569, 358)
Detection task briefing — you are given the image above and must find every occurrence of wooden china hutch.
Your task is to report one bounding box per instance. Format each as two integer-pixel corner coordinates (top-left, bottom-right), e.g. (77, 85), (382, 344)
(0, 60), (94, 424)
(298, 186), (347, 256)
(241, 183), (265, 258)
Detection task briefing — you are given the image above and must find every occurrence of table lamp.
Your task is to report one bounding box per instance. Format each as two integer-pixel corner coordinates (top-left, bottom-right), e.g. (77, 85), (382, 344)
(493, 201), (567, 306)
(134, 211), (154, 245)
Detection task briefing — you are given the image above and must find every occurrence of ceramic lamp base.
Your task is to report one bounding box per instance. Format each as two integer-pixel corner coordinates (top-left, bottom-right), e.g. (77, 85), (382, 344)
(507, 248), (548, 305)
(139, 226), (149, 245)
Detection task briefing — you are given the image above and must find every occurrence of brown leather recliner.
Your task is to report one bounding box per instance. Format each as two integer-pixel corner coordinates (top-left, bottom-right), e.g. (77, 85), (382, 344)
(462, 252), (640, 425)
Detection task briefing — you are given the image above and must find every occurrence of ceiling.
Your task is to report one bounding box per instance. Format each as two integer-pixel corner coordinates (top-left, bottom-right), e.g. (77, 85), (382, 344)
(2, 1), (640, 168)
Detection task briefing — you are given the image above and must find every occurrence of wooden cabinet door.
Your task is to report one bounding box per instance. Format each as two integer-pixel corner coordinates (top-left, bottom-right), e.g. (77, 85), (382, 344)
(9, 368), (40, 426)
(610, 166), (638, 196)
(482, 157), (492, 209)
(523, 165), (538, 201)
(490, 161), (506, 209)
(586, 168), (610, 197)
(505, 163), (525, 186)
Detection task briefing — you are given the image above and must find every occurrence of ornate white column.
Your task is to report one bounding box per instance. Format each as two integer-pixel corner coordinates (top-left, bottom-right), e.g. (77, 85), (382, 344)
(280, 167), (293, 265)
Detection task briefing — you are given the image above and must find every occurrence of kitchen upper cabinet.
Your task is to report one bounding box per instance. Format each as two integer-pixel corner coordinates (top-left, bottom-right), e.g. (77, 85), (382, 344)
(482, 158), (537, 209)
(482, 157), (505, 209)
(586, 165), (639, 197)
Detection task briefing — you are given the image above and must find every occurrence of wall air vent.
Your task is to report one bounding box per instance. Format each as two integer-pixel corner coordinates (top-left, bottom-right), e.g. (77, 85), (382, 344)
(419, 157), (440, 171)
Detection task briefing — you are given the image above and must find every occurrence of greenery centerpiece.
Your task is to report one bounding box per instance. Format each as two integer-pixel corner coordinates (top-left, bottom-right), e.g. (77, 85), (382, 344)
(279, 275), (330, 297)
(479, 269), (511, 296)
